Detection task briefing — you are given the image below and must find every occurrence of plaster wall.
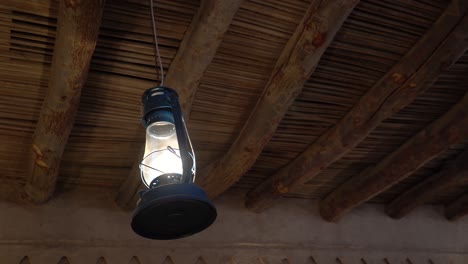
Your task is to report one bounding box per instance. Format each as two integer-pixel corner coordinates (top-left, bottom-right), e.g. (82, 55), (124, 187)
(0, 188), (466, 263)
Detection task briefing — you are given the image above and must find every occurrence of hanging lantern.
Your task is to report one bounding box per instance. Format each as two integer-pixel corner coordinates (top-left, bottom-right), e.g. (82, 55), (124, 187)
(131, 86), (217, 240)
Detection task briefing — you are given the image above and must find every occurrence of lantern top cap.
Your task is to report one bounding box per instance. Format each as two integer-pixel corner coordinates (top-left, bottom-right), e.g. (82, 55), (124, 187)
(141, 86), (181, 128)
(142, 86), (178, 102)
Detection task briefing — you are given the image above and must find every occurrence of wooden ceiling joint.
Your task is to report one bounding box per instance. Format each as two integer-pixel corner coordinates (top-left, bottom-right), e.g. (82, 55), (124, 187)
(320, 92), (468, 222)
(197, 0), (360, 199)
(24, 0), (105, 204)
(114, 0), (243, 210)
(445, 192), (468, 220)
(386, 149), (468, 219)
(245, 0), (468, 213)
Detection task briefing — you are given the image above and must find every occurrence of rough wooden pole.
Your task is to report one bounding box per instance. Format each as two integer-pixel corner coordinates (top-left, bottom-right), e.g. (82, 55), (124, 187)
(58, 256), (70, 264)
(386, 149), (468, 219)
(114, 0), (243, 210)
(96, 257), (107, 264)
(0, 181), (26, 205)
(197, 0), (359, 199)
(24, 0), (105, 204)
(165, 0), (243, 116)
(320, 92), (468, 222)
(19, 256), (31, 264)
(445, 192), (468, 220)
(245, 0), (468, 212)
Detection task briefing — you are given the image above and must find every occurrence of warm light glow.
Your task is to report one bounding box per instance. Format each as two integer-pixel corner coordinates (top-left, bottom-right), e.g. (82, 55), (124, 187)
(141, 121), (183, 187)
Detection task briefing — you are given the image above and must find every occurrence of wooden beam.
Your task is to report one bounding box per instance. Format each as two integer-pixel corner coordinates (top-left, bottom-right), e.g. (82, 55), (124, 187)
(245, 0), (468, 213)
(115, 147), (144, 210)
(24, 0), (105, 203)
(320, 92), (468, 221)
(445, 192), (468, 220)
(197, 0), (359, 199)
(0, 181), (27, 205)
(114, 0), (243, 210)
(386, 149), (468, 219)
(164, 0), (243, 116)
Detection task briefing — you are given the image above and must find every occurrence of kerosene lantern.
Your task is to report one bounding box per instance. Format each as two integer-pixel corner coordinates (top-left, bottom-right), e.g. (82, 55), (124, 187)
(131, 86), (217, 240)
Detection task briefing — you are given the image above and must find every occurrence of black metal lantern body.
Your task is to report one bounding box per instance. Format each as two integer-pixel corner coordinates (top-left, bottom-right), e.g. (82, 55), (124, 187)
(132, 87), (217, 240)
(140, 87), (195, 188)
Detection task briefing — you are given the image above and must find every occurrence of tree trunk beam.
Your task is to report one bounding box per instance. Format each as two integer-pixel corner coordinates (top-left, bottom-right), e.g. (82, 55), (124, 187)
(386, 149), (468, 219)
(320, 92), (468, 222)
(114, 0), (243, 210)
(0, 181), (28, 205)
(164, 0), (243, 116)
(24, 0), (105, 204)
(197, 0), (359, 199)
(445, 192), (468, 221)
(245, 0), (468, 213)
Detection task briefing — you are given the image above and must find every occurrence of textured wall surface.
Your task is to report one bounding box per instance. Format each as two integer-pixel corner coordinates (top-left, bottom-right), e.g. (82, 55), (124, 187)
(0, 188), (466, 263)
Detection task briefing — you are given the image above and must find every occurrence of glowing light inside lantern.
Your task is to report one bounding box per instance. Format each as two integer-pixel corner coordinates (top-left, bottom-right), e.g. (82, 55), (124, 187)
(141, 121), (183, 187)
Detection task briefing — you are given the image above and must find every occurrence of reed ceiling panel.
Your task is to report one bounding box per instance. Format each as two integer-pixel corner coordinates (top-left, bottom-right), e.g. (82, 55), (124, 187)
(233, 0), (451, 192)
(58, 0), (198, 187)
(188, 0), (310, 169)
(291, 52), (468, 201)
(0, 0), (57, 182)
(0, 0), (465, 207)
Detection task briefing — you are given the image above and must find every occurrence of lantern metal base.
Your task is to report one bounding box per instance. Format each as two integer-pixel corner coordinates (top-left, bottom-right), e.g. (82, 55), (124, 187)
(131, 183), (217, 240)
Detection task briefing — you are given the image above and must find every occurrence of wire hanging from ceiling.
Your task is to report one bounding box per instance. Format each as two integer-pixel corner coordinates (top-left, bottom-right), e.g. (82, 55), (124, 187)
(149, 0), (165, 86)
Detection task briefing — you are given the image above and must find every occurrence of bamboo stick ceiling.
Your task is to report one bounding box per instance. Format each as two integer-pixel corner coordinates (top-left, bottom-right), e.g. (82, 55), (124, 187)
(0, 0), (467, 221)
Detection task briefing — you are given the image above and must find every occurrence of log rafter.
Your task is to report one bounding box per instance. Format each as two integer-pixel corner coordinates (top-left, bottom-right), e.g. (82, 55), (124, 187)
(386, 149), (468, 219)
(197, 0), (360, 199)
(320, 92), (468, 221)
(114, 0), (243, 210)
(24, 0), (105, 204)
(245, 0), (468, 213)
(445, 192), (468, 220)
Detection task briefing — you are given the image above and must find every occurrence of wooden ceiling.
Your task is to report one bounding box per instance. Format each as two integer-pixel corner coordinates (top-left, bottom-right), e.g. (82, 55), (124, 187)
(0, 0), (467, 221)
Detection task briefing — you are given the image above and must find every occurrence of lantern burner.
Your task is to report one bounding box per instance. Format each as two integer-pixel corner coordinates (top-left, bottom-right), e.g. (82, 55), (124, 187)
(149, 173), (182, 188)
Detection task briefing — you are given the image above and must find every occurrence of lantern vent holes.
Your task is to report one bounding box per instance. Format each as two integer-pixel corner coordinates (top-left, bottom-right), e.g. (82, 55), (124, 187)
(151, 91), (164, 97)
(144, 109), (174, 128)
